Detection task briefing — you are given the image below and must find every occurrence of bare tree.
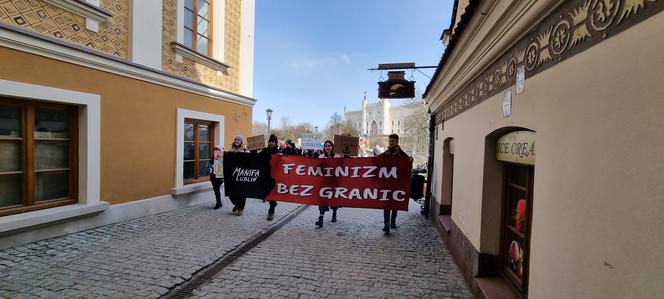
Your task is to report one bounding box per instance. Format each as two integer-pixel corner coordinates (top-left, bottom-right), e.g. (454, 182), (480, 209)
(323, 118), (359, 141)
(280, 116), (291, 130)
(329, 112), (343, 126)
(252, 121), (268, 136)
(401, 97), (429, 166)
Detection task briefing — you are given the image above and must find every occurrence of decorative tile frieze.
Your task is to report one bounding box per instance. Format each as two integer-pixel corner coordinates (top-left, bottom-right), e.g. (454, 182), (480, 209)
(437, 0), (663, 121)
(0, 0), (128, 57)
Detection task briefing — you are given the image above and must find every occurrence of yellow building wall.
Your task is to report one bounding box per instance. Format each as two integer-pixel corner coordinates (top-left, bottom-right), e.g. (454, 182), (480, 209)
(0, 46), (252, 205)
(0, 0), (129, 57)
(161, 0), (241, 92)
(435, 12), (664, 298)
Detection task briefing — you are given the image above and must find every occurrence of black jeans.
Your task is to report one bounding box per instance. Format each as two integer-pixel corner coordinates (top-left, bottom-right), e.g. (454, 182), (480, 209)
(268, 200), (277, 214)
(230, 196), (246, 209)
(383, 209), (397, 227)
(318, 206), (338, 215)
(210, 175), (223, 205)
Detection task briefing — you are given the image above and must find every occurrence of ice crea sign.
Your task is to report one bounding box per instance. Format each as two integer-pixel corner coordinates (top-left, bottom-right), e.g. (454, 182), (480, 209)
(496, 131), (535, 165)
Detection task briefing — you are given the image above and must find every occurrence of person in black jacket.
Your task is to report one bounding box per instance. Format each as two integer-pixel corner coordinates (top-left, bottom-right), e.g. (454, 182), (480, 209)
(229, 135), (249, 216)
(315, 140), (339, 227)
(379, 134), (413, 235)
(263, 134), (281, 220)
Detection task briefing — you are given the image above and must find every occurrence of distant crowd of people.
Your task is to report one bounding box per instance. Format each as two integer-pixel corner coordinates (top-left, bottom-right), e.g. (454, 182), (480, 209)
(207, 133), (412, 235)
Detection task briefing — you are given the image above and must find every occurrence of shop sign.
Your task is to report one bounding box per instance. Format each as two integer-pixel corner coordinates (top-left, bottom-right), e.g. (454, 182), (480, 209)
(497, 131), (535, 165)
(502, 90), (512, 118)
(378, 71), (415, 99)
(516, 65), (525, 94)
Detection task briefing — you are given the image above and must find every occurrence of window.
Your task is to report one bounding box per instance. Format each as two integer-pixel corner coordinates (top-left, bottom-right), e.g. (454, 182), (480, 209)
(183, 119), (214, 184)
(501, 164), (534, 293)
(0, 99), (78, 216)
(184, 0), (212, 56)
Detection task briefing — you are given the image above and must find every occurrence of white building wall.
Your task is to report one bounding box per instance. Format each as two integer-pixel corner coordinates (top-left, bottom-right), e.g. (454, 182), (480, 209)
(239, 0), (255, 97)
(128, 0), (163, 70)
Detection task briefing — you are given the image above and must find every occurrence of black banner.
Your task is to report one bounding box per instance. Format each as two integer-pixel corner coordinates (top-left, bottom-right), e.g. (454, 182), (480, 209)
(223, 152), (274, 199)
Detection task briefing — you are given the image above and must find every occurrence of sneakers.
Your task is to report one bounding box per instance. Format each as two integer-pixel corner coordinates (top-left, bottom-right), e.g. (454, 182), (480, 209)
(315, 216), (323, 227)
(214, 202), (222, 210)
(267, 212), (274, 221)
(383, 226), (390, 235)
(232, 206), (238, 213)
(235, 209), (243, 216)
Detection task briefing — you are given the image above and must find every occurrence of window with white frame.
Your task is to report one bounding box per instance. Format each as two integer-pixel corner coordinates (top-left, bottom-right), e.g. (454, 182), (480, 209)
(175, 109), (224, 189)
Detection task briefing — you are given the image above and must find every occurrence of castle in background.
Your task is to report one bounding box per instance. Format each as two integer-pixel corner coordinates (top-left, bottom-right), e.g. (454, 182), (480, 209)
(344, 93), (416, 138)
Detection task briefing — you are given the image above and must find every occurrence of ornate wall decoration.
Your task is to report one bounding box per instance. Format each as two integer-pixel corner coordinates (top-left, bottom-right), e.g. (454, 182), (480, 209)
(437, 0), (662, 122)
(161, 0), (241, 92)
(0, 0), (128, 57)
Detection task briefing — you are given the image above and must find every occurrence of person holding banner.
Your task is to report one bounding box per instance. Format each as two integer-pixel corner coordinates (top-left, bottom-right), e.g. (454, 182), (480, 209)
(263, 134), (281, 220)
(380, 134), (413, 235)
(315, 140), (339, 227)
(208, 145), (224, 210)
(229, 135), (249, 216)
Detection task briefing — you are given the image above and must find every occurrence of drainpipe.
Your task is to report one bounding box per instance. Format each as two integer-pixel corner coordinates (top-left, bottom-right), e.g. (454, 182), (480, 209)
(423, 111), (435, 219)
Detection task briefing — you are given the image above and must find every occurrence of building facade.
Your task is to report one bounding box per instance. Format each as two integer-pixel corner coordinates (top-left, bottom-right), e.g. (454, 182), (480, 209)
(344, 95), (414, 137)
(0, 0), (255, 248)
(424, 1), (664, 298)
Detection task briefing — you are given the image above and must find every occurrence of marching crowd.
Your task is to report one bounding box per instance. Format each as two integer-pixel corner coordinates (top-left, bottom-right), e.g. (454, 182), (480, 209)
(208, 133), (412, 235)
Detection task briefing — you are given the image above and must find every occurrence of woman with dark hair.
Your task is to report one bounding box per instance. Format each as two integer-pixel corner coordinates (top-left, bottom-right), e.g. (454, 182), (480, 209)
(263, 134), (281, 220)
(315, 140), (339, 227)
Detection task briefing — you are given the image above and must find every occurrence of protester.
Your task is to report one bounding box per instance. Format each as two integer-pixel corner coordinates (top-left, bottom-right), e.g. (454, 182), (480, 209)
(315, 140), (339, 227)
(208, 145), (224, 210)
(379, 134), (413, 235)
(263, 134), (281, 220)
(283, 139), (298, 155)
(228, 135), (249, 216)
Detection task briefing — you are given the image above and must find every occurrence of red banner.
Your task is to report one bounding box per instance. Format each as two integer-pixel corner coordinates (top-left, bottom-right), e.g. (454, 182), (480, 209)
(266, 155), (412, 211)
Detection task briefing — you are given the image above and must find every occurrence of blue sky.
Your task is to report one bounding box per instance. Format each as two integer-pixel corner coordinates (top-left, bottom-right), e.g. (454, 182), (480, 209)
(253, 0), (453, 130)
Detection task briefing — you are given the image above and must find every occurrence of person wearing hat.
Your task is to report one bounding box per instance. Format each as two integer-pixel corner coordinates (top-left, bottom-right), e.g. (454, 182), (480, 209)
(262, 134), (281, 220)
(229, 135), (249, 215)
(282, 139), (297, 155)
(208, 144), (224, 210)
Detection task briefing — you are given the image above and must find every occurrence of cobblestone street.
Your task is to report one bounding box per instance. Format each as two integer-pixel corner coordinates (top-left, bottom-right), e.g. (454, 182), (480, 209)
(0, 199), (471, 298)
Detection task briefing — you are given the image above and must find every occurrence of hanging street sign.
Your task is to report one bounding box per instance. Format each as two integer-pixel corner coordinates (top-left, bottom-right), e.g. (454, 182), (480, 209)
(378, 71), (416, 99)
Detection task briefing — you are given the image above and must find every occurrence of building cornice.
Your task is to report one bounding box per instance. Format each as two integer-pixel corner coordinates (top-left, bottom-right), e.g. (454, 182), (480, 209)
(426, 0), (558, 112)
(429, 0), (664, 123)
(0, 23), (257, 107)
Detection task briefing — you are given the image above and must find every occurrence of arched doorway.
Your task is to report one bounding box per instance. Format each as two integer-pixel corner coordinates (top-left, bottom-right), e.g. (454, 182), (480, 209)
(480, 128), (535, 296)
(369, 120), (378, 136)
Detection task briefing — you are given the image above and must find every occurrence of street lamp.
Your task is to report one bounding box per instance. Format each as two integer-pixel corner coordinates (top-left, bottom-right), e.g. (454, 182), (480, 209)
(266, 108), (273, 134)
